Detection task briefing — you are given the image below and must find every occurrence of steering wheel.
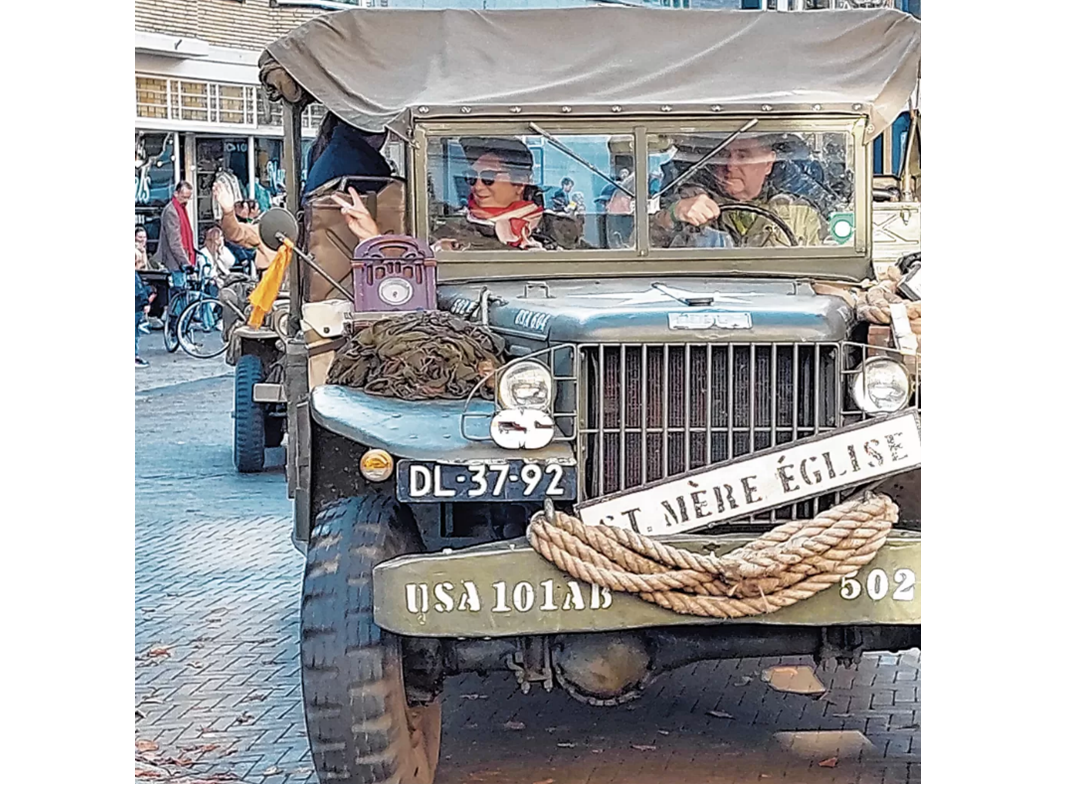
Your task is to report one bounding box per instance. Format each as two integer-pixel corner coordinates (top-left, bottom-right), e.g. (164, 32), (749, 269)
(669, 202), (798, 248)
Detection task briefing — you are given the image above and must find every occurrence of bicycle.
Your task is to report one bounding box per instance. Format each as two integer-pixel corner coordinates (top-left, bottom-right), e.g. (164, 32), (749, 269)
(163, 264), (213, 353)
(176, 269), (253, 359)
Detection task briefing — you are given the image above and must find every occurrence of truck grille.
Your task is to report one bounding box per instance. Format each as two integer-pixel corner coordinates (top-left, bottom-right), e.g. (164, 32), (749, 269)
(579, 343), (841, 524)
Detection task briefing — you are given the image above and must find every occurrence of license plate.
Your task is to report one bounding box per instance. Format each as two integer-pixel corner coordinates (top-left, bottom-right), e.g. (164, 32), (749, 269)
(397, 460), (577, 502)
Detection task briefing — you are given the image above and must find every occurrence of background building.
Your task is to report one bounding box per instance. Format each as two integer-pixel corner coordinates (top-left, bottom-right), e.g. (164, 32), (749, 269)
(134, 1), (349, 254)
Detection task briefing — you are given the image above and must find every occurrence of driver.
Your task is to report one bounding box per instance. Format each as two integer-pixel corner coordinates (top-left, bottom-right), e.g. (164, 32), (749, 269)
(651, 134), (826, 248)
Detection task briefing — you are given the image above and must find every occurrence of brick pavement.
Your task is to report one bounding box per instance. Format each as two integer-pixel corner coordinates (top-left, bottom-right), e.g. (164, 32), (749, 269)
(135, 375), (920, 784)
(135, 335), (231, 393)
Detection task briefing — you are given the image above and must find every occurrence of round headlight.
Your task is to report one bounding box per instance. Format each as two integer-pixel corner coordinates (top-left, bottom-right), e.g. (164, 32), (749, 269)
(497, 361), (553, 411)
(849, 357), (911, 414)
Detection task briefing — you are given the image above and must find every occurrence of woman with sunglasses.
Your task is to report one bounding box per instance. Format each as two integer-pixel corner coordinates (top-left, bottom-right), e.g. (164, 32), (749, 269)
(333, 136), (585, 251)
(432, 137), (585, 252)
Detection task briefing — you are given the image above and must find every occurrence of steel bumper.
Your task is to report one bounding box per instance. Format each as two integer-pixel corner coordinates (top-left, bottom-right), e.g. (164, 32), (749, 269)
(373, 531), (920, 637)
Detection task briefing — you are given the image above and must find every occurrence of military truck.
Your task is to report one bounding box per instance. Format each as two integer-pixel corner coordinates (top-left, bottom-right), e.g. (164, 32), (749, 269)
(256, 7), (922, 782)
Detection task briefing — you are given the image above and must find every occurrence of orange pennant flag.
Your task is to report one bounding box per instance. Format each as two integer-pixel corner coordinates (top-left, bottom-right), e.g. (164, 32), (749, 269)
(247, 244), (292, 327)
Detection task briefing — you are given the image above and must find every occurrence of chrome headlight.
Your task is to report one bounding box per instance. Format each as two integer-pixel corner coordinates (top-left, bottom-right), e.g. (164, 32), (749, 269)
(849, 357), (911, 414)
(497, 361), (553, 411)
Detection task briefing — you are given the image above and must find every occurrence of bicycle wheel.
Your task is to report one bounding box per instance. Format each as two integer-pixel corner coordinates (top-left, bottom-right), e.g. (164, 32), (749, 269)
(178, 298), (227, 359)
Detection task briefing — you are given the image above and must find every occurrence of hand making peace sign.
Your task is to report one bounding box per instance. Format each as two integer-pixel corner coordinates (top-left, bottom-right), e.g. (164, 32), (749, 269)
(331, 187), (381, 242)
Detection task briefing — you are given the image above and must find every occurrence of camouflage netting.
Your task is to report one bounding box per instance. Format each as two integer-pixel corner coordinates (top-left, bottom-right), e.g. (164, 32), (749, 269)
(326, 311), (506, 399)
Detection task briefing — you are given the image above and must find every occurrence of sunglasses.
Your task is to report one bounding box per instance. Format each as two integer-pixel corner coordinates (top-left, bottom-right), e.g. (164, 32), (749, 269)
(464, 169), (508, 187)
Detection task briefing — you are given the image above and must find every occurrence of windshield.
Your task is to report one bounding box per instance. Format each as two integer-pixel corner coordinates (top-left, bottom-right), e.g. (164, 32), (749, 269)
(421, 122), (861, 259)
(649, 130), (857, 249)
(425, 133), (636, 253)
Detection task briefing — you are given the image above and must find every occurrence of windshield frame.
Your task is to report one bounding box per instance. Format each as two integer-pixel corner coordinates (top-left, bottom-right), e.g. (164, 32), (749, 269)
(411, 115), (871, 283)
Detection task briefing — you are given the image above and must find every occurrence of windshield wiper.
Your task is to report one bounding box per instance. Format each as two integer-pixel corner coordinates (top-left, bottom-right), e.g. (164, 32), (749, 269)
(528, 122), (633, 197)
(656, 118), (760, 199)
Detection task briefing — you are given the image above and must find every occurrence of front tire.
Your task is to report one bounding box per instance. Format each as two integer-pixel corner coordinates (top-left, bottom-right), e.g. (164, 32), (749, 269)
(233, 354), (265, 473)
(301, 496), (442, 784)
(178, 299), (226, 359)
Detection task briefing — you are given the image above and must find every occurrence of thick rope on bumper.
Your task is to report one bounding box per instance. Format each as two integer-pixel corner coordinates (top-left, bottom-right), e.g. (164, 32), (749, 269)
(526, 493), (898, 619)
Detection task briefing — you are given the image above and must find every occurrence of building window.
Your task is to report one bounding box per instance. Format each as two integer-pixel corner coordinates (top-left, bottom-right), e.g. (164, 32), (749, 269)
(195, 137), (251, 241)
(136, 74), (258, 128)
(136, 132), (178, 256)
(216, 85), (251, 125)
(135, 76), (169, 120)
(255, 138), (287, 211)
(177, 81), (210, 122)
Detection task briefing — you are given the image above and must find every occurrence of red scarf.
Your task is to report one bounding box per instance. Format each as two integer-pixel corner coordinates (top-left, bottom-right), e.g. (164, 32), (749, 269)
(172, 196), (196, 265)
(467, 196), (544, 249)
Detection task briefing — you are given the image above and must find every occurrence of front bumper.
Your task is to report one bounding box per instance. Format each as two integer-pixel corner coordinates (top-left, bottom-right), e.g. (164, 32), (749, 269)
(373, 530), (920, 638)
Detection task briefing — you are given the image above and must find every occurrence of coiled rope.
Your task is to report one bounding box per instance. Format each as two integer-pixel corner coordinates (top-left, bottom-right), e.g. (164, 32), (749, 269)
(527, 492), (898, 619)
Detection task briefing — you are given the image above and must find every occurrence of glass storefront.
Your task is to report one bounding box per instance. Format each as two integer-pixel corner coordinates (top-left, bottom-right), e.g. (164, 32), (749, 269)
(136, 130), (315, 257)
(195, 136), (251, 243)
(134, 132), (177, 257)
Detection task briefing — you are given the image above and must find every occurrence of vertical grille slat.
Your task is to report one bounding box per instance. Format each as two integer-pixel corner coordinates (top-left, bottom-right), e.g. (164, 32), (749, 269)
(582, 342), (842, 523)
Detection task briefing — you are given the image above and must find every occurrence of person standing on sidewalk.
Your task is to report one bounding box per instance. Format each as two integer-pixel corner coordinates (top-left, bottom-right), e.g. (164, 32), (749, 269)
(158, 182), (196, 293)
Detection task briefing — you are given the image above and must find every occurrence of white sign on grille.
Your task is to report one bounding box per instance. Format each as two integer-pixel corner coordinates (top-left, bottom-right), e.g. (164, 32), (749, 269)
(577, 411), (921, 536)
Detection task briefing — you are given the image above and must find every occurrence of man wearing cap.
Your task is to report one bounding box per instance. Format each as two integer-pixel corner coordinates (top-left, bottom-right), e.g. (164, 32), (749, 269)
(651, 134), (826, 249)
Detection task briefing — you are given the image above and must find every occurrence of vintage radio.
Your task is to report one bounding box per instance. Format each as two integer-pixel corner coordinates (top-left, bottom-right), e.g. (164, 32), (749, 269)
(351, 235), (438, 319)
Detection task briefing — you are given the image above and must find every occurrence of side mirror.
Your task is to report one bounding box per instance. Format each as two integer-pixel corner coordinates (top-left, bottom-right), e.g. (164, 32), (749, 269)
(259, 207), (299, 251)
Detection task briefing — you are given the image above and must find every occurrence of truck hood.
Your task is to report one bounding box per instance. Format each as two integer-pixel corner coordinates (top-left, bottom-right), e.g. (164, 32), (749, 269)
(437, 278), (854, 344)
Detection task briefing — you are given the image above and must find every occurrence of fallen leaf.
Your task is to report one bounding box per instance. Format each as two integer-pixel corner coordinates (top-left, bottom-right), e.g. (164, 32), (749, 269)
(460, 693), (481, 700)
(557, 742), (576, 748)
(167, 756), (194, 768)
(534, 779), (554, 784)
(134, 770), (167, 779)
(734, 675), (754, 686)
(262, 766), (280, 775)
(631, 744), (657, 751)
(545, 727), (557, 733)
(180, 744), (219, 753)
(147, 647), (172, 658)
(657, 730), (670, 736)
(591, 749), (604, 754)
(188, 661), (205, 669)
(136, 740), (159, 753)
(239, 693), (268, 703)
(818, 757), (838, 768)
(234, 712), (255, 726)
(504, 720), (526, 730)
(707, 710), (734, 719)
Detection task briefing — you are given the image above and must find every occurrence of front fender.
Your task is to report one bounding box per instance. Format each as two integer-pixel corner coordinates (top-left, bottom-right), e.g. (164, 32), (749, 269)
(308, 384), (576, 463)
